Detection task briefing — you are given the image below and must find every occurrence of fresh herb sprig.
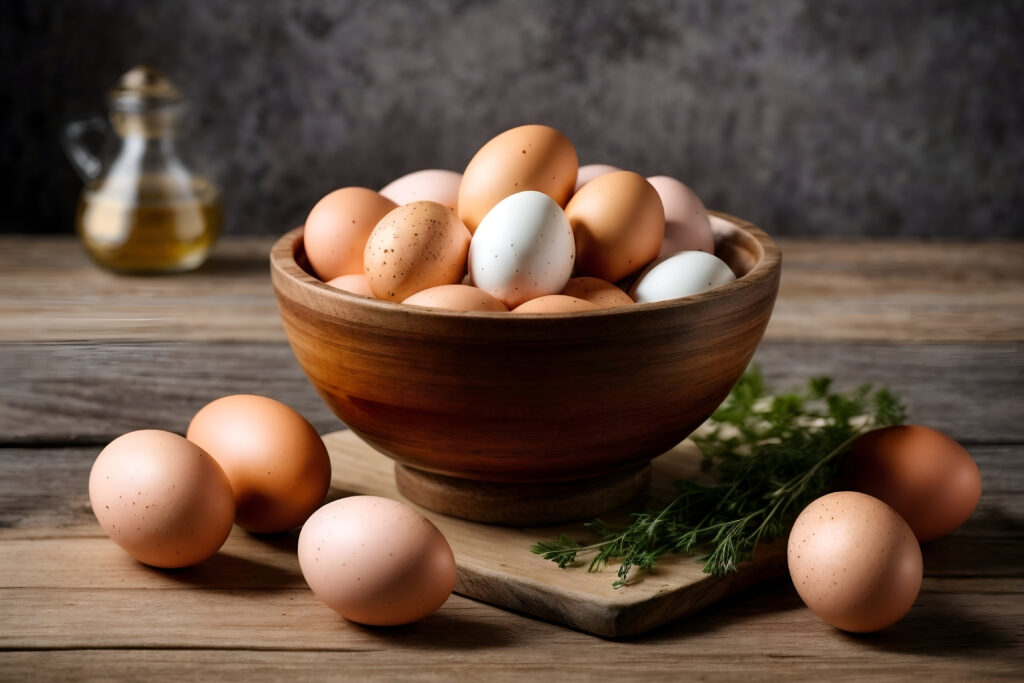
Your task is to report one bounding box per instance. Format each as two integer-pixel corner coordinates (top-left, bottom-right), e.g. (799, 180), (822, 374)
(531, 367), (905, 587)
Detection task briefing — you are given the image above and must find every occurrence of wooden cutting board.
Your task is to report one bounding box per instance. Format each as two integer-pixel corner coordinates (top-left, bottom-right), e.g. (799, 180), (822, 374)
(323, 430), (787, 638)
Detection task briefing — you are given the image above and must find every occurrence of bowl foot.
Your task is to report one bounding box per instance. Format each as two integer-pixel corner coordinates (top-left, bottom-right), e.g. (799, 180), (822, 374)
(394, 463), (651, 525)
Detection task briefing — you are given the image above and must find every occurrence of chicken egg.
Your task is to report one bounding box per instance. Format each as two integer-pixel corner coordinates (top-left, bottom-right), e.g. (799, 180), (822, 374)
(364, 201), (472, 301)
(379, 169), (462, 209)
(647, 175), (714, 257)
(629, 250), (736, 303)
(325, 273), (376, 298)
(468, 191), (576, 308)
(303, 187), (398, 281)
(559, 276), (633, 309)
(574, 163), (620, 192)
(297, 496), (457, 626)
(403, 284), (508, 312)
(565, 170), (664, 282)
(187, 395), (332, 534)
(89, 430), (235, 568)
(458, 124), (578, 233)
(512, 294), (601, 314)
(788, 491), (922, 633)
(842, 425), (982, 542)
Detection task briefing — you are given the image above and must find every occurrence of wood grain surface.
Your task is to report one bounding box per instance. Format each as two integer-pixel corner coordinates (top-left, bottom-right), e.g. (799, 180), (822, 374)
(1, 236), (1022, 680)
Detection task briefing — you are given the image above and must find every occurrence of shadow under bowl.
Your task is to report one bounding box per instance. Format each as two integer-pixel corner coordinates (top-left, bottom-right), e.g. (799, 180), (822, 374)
(270, 212), (781, 524)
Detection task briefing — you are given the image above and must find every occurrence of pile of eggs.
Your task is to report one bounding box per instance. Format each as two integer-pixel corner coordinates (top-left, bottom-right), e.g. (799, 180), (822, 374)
(88, 395), (456, 626)
(301, 124), (736, 313)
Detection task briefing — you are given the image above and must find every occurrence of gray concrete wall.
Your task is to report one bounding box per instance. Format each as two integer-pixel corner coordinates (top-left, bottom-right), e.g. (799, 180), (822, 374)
(3, 0), (1022, 237)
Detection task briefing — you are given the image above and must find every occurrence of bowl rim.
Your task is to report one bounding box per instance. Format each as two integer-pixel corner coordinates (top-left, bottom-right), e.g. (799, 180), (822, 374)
(270, 210), (781, 320)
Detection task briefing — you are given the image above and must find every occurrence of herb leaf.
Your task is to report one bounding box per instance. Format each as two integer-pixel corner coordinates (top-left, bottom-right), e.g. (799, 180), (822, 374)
(531, 366), (905, 587)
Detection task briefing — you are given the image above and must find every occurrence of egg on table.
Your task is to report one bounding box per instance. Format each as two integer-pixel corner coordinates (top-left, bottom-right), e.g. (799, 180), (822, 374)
(297, 496), (457, 626)
(842, 424), (983, 542)
(187, 394), (332, 534)
(89, 429), (235, 568)
(788, 491), (923, 633)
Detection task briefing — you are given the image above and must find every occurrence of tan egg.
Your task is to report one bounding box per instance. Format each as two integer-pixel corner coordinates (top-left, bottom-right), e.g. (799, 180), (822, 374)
(325, 273), (376, 298)
(186, 395), (331, 534)
(512, 294), (601, 314)
(303, 187), (398, 281)
(458, 124), (578, 233)
(403, 284), (508, 312)
(560, 276), (633, 308)
(380, 169), (462, 209)
(788, 491), (922, 633)
(647, 175), (714, 257)
(565, 171), (665, 282)
(574, 163), (620, 192)
(298, 496), (457, 626)
(842, 425), (983, 542)
(364, 201), (471, 301)
(89, 430), (235, 568)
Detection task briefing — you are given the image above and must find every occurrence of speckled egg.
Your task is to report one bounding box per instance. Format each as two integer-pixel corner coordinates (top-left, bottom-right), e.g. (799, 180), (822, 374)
(458, 124), (578, 233)
(364, 201), (472, 301)
(297, 496), (457, 626)
(89, 429), (235, 568)
(788, 491), (923, 633)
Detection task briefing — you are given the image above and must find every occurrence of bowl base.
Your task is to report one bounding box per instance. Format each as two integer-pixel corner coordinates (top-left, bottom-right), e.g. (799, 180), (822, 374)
(394, 463), (651, 525)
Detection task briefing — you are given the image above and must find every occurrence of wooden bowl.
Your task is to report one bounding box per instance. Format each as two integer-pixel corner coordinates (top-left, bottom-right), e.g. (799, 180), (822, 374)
(270, 212), (781, 524)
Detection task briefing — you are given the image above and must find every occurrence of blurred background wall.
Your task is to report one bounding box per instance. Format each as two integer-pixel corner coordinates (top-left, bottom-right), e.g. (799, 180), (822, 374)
(2, 0), (1022, 238)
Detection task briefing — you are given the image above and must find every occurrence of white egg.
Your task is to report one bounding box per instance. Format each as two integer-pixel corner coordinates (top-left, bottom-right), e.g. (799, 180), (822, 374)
(630, 250), (736, 303)
(468, 191), (576, 308)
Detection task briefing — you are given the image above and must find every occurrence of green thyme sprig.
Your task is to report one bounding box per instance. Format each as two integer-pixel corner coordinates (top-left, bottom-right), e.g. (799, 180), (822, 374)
(531, 367), (905, 587)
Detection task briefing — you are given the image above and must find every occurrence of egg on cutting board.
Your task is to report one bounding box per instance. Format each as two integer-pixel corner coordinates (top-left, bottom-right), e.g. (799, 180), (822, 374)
(297, 496), (456, 626)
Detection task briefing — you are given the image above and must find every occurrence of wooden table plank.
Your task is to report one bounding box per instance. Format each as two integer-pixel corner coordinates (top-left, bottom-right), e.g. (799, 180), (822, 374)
(2, 341), (1020, 445)
(1, 236), (1022, 344)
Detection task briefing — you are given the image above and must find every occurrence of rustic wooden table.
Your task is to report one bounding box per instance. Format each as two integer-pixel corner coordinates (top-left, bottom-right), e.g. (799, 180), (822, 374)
(1, 236), (1022, 680)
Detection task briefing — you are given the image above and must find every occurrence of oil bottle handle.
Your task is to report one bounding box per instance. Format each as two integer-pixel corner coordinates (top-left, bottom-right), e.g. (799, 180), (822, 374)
(61, 116), (107, 182)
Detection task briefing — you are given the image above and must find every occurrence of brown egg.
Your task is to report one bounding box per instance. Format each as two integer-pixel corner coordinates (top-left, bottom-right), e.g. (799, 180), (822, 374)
(403, 284), (508, 312)
(560, 276), (634, 308)
(89, 430), (235, 568)
(842, 425), (983, 542)
(298, 496), (456, 626)
(512, 294), (601, 314)
(788, 491), (922, 633)
(304, 187), (398, 281)
(457, 124), (578, 233)
(565, 171), (665, 282)
(364, 201), (471, 301)
(325, 273), (376, 298)
(186, 395), (332, 534)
